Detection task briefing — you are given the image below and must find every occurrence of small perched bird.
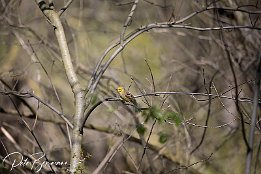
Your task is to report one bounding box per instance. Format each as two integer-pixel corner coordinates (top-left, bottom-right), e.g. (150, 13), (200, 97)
(116, 86), (137, 106)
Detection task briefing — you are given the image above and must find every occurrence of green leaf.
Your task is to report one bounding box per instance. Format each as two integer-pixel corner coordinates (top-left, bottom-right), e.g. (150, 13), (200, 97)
(136, 124), (146, 135)
(163, 111), (182, 125)
(158, 132), (168, 144)
(142, 106), (164, 122)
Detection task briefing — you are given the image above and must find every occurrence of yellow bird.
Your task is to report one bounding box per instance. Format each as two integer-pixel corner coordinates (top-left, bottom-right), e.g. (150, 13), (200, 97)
(116, 86), (137, 106)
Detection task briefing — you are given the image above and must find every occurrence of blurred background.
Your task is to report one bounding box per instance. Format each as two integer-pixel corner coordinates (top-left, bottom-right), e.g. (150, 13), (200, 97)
(0, 0), (261, 173)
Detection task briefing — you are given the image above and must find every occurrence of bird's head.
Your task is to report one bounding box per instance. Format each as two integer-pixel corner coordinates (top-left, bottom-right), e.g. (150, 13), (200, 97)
(116, 86), (124, 93)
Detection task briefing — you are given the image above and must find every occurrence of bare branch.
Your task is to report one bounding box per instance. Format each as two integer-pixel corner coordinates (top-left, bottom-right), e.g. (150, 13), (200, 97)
(8, 95), (56, 173)
(93, 136), (126, 174)
(0, 90), (73, 128)
(34, 1), (85, 173)
(217, 5), (250, 150)
(120, 0), (139, 44)
(190, 71), (218, 154)
(163, 153), (213, 174)
(58, 0), (75, 16)
(144, 58), (156, 93)
(245, 52), (261, 174)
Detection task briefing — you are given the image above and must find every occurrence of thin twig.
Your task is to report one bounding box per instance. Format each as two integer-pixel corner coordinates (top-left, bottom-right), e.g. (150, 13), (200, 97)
(245, 52), (261, 174)
(27, 41), (64, 112)
(144, 58), (156, 93)
(8, 95), (56, 173)
(58, 0), (75, 16)
(0, 90), (73, 128)
(0, 79), (36, 115)
(254, 136), (261, 174)
(138, 119), (157, 172)
(190, 71), (217, 154)
(131, 77), (151, 107)
(163, 153), (213, 174)
(120, 0), (139, 44)
(216, 5), (250, 150)
(92, 136), (126, 174)
(135, 91), (259, 104)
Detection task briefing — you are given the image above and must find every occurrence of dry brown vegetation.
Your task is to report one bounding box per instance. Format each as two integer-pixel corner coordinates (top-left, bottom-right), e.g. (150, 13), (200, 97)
(0, 0), (261, 174)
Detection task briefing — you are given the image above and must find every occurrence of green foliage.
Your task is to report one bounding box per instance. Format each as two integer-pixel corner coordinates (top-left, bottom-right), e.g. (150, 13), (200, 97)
(142, 106), (182, 125)
(158, 132), (169, 144)
(136, 123), (146, 135)
(163, 111), (182, 126)
(142, 106), (163, 123)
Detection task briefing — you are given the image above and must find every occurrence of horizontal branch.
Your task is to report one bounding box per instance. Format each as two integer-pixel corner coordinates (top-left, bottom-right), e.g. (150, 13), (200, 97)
(140, 24), (261, 32)
(2, 89), (258, 132)
(205, 6), (261, 14)
(0, 90), (73, 128)
(134, 91), (259, 104)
